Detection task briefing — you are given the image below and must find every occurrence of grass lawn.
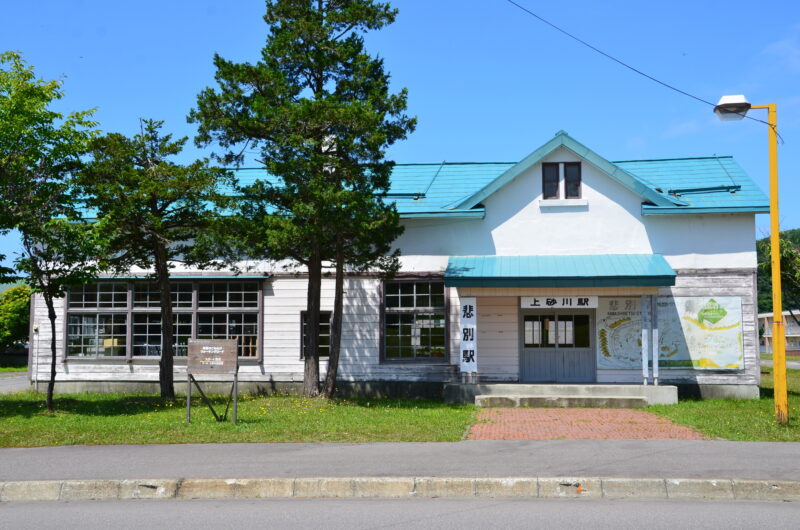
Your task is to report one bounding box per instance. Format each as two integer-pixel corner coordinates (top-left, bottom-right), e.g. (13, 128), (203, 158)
(0, 366), (27, 373)
(649, 367), (800, 441)
(0, 392), (476, 447)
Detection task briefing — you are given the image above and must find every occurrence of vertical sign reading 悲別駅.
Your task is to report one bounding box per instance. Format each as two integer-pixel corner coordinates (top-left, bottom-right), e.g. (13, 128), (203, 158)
(656, 297), (743, 370)
(459, 297), (477, 374)
(596, 298), (643, 369)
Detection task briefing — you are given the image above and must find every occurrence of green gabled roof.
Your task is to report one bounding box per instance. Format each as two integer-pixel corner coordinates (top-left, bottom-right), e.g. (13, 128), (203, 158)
(453, 131), (679, 210)
(225, 133), (768, 219)
(444, 254), (677, 288)
(615, 156), (770, 215)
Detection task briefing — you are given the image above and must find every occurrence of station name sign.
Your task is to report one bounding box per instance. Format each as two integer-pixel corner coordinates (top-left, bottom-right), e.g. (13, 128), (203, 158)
(520, 296), (598, 309)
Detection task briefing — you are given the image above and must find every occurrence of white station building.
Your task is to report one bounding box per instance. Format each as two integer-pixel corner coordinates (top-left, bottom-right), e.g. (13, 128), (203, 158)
(29, 131), (768, 402)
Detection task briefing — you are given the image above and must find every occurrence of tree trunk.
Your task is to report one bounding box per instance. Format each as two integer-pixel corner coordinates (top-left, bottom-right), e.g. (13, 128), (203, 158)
(44, 293), (57, 413)
(303, 246), (322, 396)
(154, 242), (175, 400)
(324, 245), (344, 398)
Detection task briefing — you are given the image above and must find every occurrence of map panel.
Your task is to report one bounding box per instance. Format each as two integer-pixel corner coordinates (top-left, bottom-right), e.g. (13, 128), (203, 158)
(657, 297), (743, 370)
(596, 297), (642, 369)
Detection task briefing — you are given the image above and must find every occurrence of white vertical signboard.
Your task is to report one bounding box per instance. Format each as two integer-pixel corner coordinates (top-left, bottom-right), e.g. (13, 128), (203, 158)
(459, 297), (477, 377)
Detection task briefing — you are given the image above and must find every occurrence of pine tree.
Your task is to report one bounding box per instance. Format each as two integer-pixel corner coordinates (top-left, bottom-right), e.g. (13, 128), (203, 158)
(190, 0), (414, 396)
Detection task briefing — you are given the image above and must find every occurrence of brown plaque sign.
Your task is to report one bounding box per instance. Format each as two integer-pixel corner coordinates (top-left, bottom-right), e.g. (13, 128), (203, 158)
(187, 339), (238, 375)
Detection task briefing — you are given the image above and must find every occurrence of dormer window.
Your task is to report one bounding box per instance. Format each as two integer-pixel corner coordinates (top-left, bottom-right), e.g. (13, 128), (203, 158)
(542, 162), (582, 199)
(564, 162), (581, 199)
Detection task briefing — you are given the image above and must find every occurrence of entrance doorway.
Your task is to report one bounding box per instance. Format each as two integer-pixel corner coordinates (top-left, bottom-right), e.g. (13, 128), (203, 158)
(520, 311), (595, 383)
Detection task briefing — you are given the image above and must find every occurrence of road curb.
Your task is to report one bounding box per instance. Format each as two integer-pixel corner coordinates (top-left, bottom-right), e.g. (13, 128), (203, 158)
(1, 477), (799, 503)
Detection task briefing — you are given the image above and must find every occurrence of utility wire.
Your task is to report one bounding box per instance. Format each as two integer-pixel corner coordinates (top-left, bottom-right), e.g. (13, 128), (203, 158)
(504, 0), (782, 140)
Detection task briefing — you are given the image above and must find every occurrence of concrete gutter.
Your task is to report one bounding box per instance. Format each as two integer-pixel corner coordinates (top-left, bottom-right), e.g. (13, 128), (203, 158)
(2, 476), (799, 503)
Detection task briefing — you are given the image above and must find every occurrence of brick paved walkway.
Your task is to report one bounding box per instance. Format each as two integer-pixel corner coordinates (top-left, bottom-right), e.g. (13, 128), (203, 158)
(468, 408), (705, 440)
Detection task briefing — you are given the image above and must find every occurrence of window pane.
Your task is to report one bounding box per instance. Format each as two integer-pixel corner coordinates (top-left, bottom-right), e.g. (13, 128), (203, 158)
(67, 313), (127, 357)
(564, 163), (581, 199)
(574, 315), (590, 348)
(198, 312), (259, 357)
(541, 316), (555, 345)
(542, 163), (559, 199)
(384, 282), (447, 359)
(68, 283), (127, 309)
(302, 311), (331, 358)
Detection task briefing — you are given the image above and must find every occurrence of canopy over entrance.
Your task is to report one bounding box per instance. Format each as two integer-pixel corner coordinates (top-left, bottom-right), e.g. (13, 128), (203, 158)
(444, 254), (676, 288)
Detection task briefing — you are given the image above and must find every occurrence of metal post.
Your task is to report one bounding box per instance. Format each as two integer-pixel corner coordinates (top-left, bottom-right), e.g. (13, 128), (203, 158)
(652, 296), (659, 386)
(752, 103), (788, 424)
(641, 295), (650, 385)
(186, 372), (192, 424)
(233, 373), (238, 425)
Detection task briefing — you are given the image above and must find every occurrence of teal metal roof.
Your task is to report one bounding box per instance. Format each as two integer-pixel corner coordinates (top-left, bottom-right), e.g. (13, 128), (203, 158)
(228, 132), (767, 219)
(445, 254), (677, 288)
(615, 156), (769, 215)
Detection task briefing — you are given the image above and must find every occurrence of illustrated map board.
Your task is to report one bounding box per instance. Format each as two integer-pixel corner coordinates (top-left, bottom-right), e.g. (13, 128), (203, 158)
(596, 296), (744, 370)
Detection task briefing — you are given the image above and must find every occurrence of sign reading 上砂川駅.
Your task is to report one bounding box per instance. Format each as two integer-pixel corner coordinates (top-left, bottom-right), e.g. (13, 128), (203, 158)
(520, 296), (598, 309)
(459, 297), (477, 373)
(187, 339), (238, 375)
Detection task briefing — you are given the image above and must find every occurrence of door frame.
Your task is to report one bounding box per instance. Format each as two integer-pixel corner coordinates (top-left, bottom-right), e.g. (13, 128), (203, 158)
(518, 308), (597, 383)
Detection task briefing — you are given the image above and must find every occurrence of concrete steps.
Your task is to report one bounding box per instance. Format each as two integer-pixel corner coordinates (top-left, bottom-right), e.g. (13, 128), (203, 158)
(444, 383), (678, 406)
(474, 395), (649, 408)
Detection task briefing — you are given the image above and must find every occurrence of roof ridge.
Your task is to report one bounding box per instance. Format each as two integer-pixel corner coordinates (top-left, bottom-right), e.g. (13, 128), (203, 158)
(614, 156), (734, 163)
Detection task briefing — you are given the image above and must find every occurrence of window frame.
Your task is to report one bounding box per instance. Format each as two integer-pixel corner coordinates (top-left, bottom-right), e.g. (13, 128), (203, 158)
(64, 280), (264, 363)
(300, 310), (332, 359)
(564, 162), (582, 199)
(541, 162), (583, 200)
(380, 278), (450, 363)
(542, 162), (560, 200)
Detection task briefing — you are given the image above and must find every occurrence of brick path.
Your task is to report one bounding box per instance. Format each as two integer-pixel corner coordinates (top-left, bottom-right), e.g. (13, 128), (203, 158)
(468, 408), (705, 440)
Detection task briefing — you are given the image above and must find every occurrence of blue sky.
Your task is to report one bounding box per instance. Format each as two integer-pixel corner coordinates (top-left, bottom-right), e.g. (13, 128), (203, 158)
(2, 0), (799, 264)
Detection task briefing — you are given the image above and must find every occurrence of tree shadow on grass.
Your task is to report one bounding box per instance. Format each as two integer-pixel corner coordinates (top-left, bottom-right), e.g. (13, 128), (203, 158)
(0, 393), (239, 419)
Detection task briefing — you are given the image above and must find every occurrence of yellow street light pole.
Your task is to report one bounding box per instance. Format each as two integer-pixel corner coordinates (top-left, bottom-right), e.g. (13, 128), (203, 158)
(714, 96), (787, 425)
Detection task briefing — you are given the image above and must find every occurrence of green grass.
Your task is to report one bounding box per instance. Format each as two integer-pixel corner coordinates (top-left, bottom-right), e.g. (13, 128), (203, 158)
(0, 392), (476, 447)
(0, 366), (27, 372)
(649, 367), (800, 441)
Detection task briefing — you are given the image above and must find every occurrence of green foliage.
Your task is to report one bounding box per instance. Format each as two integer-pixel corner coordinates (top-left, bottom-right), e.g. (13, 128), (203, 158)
(0, 51), (98, 284)
(0, 285), (31, 347)
(190, 1), (415, 394)
(757, 229), (800, 322)
(79, 119), (234, 273)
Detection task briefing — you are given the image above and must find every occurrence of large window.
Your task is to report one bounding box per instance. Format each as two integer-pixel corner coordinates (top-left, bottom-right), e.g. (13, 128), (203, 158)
(384, 281), (447, 360)
(66, 281), (262, 360)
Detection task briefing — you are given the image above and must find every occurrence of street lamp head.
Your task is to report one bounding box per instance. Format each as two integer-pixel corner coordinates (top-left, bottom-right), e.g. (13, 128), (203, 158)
(714, 95), (751, 121)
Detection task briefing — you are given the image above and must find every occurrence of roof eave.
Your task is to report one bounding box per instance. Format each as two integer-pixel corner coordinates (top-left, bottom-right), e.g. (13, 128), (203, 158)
(400, 209), (485, 219)
(642, 205), (770, 215)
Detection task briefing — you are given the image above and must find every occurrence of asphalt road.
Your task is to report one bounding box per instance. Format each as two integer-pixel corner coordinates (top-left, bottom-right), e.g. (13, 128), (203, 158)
(0, 373), (28, 395)
(1, 498), (798, 529)
(2, 439), (800, 482)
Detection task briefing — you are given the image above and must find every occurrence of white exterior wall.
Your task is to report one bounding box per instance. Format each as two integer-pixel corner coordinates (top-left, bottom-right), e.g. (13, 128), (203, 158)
(30, 277), (457, 385)
(394, 147), (756, 272)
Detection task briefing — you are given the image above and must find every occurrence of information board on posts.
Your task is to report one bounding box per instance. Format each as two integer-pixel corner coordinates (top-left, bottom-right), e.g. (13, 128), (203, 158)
(187, 339), (238, 376)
